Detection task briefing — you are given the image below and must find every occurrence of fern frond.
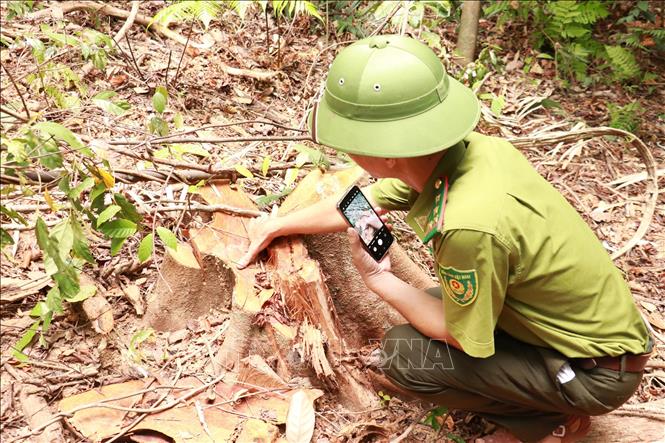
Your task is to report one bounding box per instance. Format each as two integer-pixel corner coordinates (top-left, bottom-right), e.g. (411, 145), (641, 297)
(605, 45), (641, 80)
(227, 0), (255, 20)
(577, 1), (609, 24)
(151, 1), (192, 28)
(151, 1), (223, 29)
(608, 102), (641, 132)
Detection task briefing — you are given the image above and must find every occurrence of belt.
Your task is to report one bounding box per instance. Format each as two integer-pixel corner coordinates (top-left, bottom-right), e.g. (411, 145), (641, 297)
(573, 353), (651, 373)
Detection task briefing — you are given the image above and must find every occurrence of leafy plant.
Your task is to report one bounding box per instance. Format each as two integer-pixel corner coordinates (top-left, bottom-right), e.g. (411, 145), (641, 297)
(151, 0), (323, 29)
(421, 406), (448, 430)
(607, 102), (642, 133)
(149, 86), (169, 136)
(482, 0), (657, 85)
(92, 91), (131, 116)
(0, 116), (179, 360)
(6, 0), (35, 19)
(127, 328), (155, 363)
(377, 390), (391, 406)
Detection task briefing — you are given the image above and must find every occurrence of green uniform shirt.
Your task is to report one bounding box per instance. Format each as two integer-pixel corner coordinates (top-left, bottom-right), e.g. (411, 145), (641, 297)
(368, 132), (650, 359)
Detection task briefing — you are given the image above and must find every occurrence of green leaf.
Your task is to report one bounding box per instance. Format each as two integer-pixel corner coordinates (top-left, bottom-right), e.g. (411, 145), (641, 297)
(42, 28), (80, 46)
(446, 432), (465, 443)
(42, 310), (53, 332)
(284, 168), (299, 186)
(35, 218), (57, 260)
(26, 37), (45, 63)
(68, 177), (95, 199)
(149, 116), (169, 136)
(156, 227), (177, 250)
(70, 216), (95, 264)
(541, 98), (563, 109)
(92, 91), (130, 116)
(256, 186), (293, 208)
(1, 228), (14, 247)
(97, 205), (121, 227)
(137, 233), (154, 263)
(234, 164), (254, 179)
(261, 155), (271, 176)
(53, 271), (80, 299)
(421, 30), (442, 51)
(33, 121), (84, 149)
(110, 237), (127, 256)
(294, 144), (329, 168)
(1, 205), (27, 225)
(37, 139), (63, 169)
(36, 219), (80, 297)
(30, 301), (48, 317)
(13, 320), (40, 362)
(490, 95), (506, 116)
(152, 87), (168, 113)
(294, 151), (309, 168)
(89, 182), (106, 203)
(173, 112), (184, 129)
(67, 284), (97, 302)
(171, 143), (210, 157)
(46, 286), (63, 314)
(99, 219), (137, 238)
(128, 327), (154, 362)
(114, 193), (142, 224)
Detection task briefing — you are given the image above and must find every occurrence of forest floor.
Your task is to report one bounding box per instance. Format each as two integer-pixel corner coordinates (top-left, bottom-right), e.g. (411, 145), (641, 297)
(1, 2), (664, 442)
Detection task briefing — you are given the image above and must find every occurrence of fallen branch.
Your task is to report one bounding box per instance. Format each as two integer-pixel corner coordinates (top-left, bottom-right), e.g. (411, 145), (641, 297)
(220, 61), (278, 81)
(3, 202), (265, 218)
(0, 105), (28, 122)
(113, 0), (139, 44)
(507, 126), (658, 260)
(28, 1), (192, 47)
(100, 257), (151, 279)
(105, 366), (183, 443)
(2, 202), (264, 232)
(108, 134), (313, 146)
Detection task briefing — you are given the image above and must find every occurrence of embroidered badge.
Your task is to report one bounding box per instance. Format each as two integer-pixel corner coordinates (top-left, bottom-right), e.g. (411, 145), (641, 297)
(439, 266), (478, 306)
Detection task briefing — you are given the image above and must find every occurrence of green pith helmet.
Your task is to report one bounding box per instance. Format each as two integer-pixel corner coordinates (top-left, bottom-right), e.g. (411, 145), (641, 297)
(308, 35), (480, 158)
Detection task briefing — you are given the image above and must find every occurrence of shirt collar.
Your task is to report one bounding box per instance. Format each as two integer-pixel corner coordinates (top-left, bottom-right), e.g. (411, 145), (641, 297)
(405, 140), (467, 242)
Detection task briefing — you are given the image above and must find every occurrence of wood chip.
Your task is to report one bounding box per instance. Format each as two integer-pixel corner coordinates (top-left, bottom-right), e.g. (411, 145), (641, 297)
(121, 284), (145, 316)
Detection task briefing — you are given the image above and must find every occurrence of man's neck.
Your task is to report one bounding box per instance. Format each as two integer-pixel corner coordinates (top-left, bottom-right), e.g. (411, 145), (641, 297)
(397, 151), (446, 193)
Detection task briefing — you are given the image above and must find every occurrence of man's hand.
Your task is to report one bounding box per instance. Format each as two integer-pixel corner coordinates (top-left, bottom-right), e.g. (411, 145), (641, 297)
(237, 209), (281, 269)
(346, 227), (392, 288)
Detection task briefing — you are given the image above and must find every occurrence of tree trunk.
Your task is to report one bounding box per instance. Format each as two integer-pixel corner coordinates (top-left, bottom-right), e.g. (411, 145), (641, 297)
(455, 0), (481, 66)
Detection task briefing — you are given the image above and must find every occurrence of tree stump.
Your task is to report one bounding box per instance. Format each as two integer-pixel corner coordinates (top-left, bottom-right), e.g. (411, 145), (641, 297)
(143, 167), (435, 409)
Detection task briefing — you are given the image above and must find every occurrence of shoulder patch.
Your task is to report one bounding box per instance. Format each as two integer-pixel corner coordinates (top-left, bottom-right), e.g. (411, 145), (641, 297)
(439, 266), (478, 306)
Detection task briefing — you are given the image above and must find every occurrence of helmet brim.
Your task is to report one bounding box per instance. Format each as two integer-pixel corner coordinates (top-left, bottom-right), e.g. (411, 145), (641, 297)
(308, 76), (480, 158)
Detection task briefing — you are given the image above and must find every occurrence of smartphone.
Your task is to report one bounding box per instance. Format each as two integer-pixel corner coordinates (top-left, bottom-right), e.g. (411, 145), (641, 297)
(337, 185), (393, 262)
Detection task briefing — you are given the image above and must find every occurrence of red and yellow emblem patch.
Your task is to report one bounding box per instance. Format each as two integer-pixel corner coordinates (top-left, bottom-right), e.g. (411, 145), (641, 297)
(439, 266), (478, 306)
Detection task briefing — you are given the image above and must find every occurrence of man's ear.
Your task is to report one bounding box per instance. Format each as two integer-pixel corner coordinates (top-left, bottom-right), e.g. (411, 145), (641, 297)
(384, 158), (397, 169)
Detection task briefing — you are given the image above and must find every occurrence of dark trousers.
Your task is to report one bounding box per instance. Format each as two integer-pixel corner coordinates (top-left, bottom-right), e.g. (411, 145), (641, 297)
(379, 288), (644, 442)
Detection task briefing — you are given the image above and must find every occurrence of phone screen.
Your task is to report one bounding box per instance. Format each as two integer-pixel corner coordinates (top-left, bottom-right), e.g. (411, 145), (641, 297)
(338, 186), (393, 261)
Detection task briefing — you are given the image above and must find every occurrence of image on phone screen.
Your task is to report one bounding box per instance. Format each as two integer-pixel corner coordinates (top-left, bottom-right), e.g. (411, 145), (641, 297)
(344, 192), (383, 245)
(338, 186), (393, 262)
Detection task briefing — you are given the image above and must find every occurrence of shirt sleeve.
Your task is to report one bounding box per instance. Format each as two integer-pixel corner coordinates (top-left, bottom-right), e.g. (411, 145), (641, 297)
(434, 229), (510, 358)
(365, 178), (418, 211)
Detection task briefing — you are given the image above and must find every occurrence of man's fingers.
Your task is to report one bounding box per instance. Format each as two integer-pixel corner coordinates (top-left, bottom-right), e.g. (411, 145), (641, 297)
(237, 242), (261, 269)
(374, 207), (388, 216)
(346, 227), (362, 251)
